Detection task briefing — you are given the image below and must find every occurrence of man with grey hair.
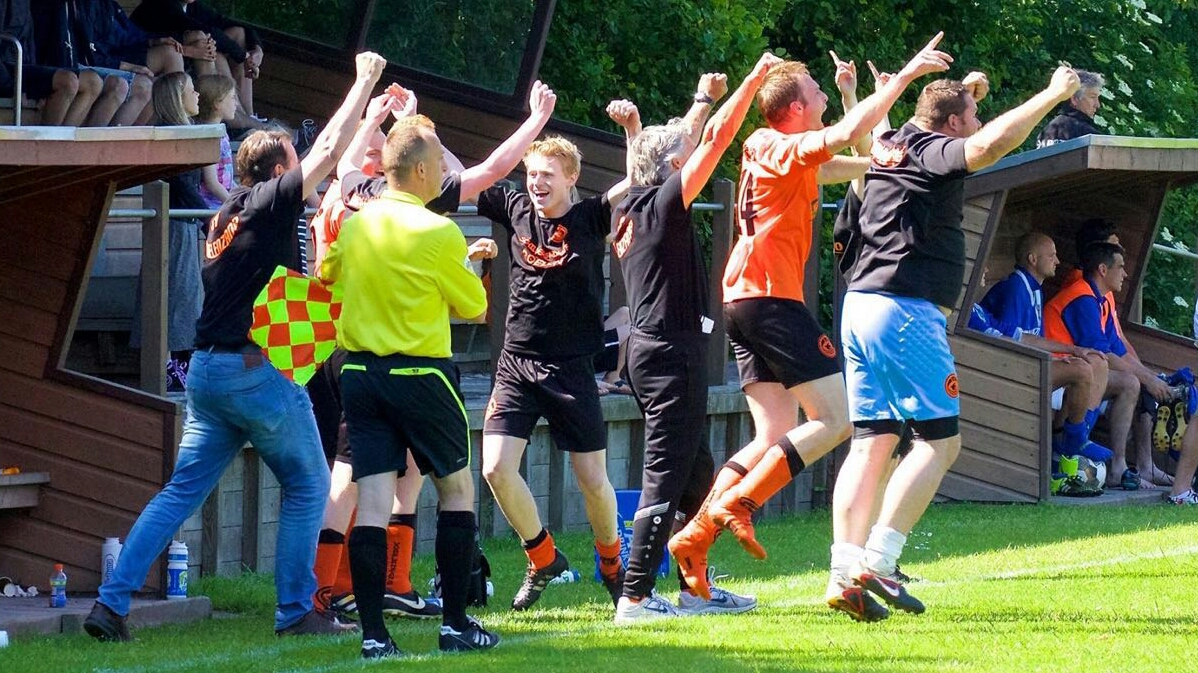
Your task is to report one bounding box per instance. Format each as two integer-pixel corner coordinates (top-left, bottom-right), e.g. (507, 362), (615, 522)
(1037, 69), (1104, 147)
(610, 52), (781, 623)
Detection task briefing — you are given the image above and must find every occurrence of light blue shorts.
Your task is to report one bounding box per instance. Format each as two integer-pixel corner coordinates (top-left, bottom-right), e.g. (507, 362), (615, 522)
(840, 291), (960, 423)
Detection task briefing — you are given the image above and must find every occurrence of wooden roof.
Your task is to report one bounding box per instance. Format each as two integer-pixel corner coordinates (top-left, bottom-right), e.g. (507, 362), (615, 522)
(0, 125), (222, 592)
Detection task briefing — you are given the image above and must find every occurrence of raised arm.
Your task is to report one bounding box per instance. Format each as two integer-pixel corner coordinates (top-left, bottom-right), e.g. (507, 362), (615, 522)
(680, 53), (782, 206)
(300, 51), (387, 198)
(336, 87), (403, 182)
(816, 32), (953, 156)
(678, 73), (729, 145)
(830, 51), (871, 157)
(963, 66), (1078, 172)
(603, 99), (644, 203)
(458, 81), (557, 201)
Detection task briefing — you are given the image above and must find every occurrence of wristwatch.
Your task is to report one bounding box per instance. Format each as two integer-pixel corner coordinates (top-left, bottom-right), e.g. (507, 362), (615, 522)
(693, 92), (714, 105)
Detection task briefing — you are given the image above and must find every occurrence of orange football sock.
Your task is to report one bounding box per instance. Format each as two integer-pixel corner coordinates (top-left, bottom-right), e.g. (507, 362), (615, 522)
(595, 538), (623, 579)
(314, 529), (344, 590)
(385, 514), (416, 595)
(332, 511), (356, 595)
(523, 529), (558, 570)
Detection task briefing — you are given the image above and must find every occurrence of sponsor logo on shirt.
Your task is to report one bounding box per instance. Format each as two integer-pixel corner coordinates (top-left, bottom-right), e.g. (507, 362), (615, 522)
(518, 224), (572, 269)
(206, 215), (241, 260)
(870, 138), (908, 169)
(612, 214), (634, 259)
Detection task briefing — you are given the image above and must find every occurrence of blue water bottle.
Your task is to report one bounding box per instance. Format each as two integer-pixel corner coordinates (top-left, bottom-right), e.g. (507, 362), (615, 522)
(48, 564), (67, 608)
(166, 541), (188, 599)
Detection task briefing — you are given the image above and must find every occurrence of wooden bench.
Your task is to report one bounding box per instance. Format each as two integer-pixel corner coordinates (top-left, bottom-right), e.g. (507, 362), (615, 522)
(0, 473), (50, 510)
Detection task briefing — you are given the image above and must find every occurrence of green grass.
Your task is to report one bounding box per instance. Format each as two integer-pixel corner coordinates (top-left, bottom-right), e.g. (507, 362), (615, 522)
(5, 503), (1198, 672)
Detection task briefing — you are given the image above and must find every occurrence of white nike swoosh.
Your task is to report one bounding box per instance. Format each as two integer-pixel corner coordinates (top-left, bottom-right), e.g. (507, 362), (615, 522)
(395, 594), (426, 610)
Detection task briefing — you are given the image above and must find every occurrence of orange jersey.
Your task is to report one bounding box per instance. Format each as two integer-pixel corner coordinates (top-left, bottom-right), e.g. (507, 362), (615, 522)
(309, 178), (345, 273)
(722, 127), (833, 304)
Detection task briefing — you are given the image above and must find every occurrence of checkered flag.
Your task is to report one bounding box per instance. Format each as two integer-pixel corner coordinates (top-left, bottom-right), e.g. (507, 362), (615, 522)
(249, 266), (342, 385)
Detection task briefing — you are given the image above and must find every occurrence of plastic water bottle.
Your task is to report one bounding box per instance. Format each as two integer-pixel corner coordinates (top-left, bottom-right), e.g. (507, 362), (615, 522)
(548, 569), (581, 585)
(101, 538), (122, 586)
(166, 541), (188, 599)
(48, 564), (67, 608)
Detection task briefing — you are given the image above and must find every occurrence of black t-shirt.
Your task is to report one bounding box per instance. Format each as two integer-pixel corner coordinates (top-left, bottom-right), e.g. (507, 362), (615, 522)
(478, 187), (610, 360)
(614, 172), (709, 335)
(340, 171), (462, 216)
(1036, 106), (1101, 147)
(832, 187), (863, 281)
(194, 167), (305, 348)
(848, 122), (970, 308)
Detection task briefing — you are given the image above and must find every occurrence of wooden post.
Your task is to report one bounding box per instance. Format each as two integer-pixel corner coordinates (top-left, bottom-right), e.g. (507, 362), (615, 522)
(241, 449), (261, 571)
(707, 179), (735, 386)
(139, 181), (168, 396)
(489, 221), (510, 382)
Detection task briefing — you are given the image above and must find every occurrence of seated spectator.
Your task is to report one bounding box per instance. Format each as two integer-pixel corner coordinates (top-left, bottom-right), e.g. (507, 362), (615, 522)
(1044, 242), (1150, 489)
(596, 306), (632, 395)
(130, 0), (266, 129)
(32, 0), (163, 125)
(1036, 69), (1103, 147)
(976, 233), (1112, 464)
(1, 0), (124, 126)
(194, 74), (236, 209)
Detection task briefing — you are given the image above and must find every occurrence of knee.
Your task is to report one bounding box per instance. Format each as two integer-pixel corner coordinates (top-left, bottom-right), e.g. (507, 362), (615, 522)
(225, 26), (246, 45)
(128, 75), (152, 104)
(574, 461), (612, 496)
(58, 70), (85, 97)
(103, 75), (129, 101)
(481, 457), (515, 488)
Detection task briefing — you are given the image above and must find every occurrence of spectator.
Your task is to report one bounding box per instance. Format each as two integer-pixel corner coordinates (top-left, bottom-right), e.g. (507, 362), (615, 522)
(1036, 69), (1103, 147)
(31, 0), (163, 126)
(129, 72), (204, 392)
(595, 306), (632, 395)
(1, 0), (120, 126)
(130, 0), (266, 129)
(1043, 241), (1149, 489)
(194, 74), (236, 209)
(978, 233), (1112, 464)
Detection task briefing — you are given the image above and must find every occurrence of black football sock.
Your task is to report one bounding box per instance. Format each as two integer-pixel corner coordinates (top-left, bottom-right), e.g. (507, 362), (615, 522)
(436, 511), (476, 632)
(348, 526), (389, 643)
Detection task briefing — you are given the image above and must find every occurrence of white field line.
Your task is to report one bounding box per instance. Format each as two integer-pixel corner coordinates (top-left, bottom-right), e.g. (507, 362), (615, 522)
(96, 541), (1198, 673)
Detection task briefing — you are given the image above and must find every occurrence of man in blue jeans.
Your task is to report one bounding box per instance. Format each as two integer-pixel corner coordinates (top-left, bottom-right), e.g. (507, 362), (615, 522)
(84, 51), (389, 642)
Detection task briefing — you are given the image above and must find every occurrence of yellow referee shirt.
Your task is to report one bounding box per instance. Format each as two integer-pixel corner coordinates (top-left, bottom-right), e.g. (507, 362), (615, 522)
(321, 190), (486, 358)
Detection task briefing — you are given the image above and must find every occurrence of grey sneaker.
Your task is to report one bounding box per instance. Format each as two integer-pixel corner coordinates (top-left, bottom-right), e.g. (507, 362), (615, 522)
(614, 592), (680, 625)
(677, 571), (757, 615)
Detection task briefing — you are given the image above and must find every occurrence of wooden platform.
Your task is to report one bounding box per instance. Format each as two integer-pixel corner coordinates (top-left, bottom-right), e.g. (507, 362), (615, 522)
(0, 595), (211, 640)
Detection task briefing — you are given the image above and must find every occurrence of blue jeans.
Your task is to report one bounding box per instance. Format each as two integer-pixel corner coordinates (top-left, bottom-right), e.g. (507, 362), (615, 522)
(99, 350), (330, 630)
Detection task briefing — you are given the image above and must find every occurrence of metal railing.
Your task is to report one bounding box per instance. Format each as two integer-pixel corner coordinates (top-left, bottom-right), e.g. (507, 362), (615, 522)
(0, 34), (24, 127)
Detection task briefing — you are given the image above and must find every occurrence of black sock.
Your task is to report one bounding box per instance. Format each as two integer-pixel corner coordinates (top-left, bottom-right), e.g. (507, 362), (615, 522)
(436, 511), (476, 631)
(677, 563), (691, 594)
(348, 526), (389, 643)
(318, 528), (345, 544)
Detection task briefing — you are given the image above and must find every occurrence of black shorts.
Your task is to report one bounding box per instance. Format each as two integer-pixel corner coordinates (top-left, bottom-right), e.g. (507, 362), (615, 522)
(340, 352), (470, 481)
(3, 64), (60, 100)
(725, 297), (841, 389)
(484, 349), (606, 452)
(307, 348), (352, 465)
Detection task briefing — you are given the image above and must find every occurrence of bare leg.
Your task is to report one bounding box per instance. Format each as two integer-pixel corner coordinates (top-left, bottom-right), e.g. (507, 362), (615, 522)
(82, 75), (127, 127)
(480, 435), (542, 539)
(1105, 369), (1140, 485)
(51, 70), (88, 126)
(147, 45), (185, 75)
(110, 74), (152, 127)
(875, 435), (962, 535)
(570, 450), (618, 544)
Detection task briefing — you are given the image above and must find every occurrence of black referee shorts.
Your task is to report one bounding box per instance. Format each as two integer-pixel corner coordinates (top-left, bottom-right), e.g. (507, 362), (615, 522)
(340, 351), (470, 481)
(483, 349), (606, 452)
(725, 297), (841, 390)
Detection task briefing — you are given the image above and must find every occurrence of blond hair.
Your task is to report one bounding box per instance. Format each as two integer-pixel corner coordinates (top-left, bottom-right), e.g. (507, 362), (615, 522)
(524, 136), (581, 177)
(195, 74), (235, 122)
(756, 61), (809, 126)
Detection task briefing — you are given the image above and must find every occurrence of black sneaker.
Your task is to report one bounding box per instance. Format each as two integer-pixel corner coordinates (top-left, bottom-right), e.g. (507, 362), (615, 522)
(439, 616), (499, 652)
(315, 587), (359, 622)
(84, 602), (131, 642)
(600, 566), (625, 608)
(383, 590), (442, 619)
(361, 637), (404, 660)
(275, 609), (359, 636)
(892, 565), (920, 584)
(851, 563), (925, 615)
(511, 549), (569, 610)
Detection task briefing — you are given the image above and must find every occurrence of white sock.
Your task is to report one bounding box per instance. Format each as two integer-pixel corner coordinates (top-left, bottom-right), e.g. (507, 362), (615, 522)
(861, 526), (906, 576)
(830, 542), (864, 577)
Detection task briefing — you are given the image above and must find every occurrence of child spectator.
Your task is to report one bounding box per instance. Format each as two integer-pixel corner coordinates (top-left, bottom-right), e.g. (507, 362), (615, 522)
(195, 74), (236, 209)
(130, 72), (204, 392)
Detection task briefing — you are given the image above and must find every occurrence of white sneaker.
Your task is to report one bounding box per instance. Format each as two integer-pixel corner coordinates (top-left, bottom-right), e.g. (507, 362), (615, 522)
(677, 583), (757, 615)
(614, 593), (679, 625)
(1165, 489), (1198, 505)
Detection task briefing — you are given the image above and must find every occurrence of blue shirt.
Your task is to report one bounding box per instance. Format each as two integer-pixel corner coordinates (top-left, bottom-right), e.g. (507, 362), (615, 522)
(968, 303), (1023, 340)
(1060, 279), (1127, 356)
(981, 267), (1042, 337)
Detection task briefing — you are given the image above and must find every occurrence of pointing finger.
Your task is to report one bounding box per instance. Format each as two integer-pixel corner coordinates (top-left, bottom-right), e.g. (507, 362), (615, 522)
(923, 31), (945, 52)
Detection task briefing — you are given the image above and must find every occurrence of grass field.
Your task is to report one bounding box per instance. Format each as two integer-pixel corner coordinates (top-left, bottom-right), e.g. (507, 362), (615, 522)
(3, 502), (1197, 673)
